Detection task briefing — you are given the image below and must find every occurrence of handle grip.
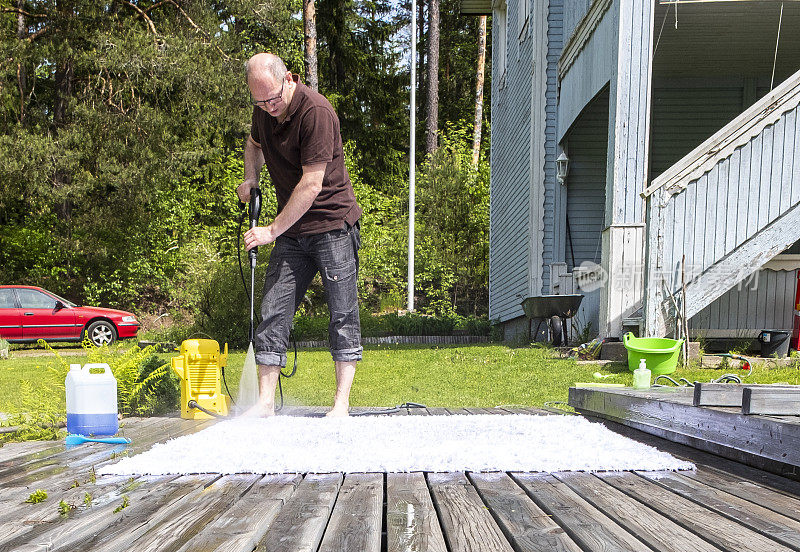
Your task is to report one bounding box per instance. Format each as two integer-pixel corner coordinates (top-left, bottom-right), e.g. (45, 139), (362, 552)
(83, 363), (111, 375)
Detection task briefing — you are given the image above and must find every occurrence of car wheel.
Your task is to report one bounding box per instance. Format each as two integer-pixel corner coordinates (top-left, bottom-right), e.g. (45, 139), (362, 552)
(86, 320), (118, 347)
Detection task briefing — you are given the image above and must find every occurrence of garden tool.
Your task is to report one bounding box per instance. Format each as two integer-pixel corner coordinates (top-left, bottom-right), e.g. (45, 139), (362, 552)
(237, 188), (262, 410)
(172, 339), (231, 419)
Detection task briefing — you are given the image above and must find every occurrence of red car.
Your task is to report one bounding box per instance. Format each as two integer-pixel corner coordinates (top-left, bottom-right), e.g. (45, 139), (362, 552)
(0, 286), (140, 347)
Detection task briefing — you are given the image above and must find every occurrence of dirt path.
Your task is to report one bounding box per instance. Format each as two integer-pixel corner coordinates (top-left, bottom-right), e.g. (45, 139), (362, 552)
(11, 348), (86, 358)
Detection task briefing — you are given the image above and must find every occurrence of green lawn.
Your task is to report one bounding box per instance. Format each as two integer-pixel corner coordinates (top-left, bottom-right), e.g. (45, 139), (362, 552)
(2, 344), (800, 416)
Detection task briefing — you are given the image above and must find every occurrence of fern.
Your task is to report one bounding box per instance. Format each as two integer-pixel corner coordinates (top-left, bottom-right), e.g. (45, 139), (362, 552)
(2, 340), (175, 441)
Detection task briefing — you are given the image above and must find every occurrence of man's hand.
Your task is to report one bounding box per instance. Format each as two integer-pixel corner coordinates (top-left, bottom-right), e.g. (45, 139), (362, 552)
(244, 225), (277, 250)
(237, 179), (259, 204)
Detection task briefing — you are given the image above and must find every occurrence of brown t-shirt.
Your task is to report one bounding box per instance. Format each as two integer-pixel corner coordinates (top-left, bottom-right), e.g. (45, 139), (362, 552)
(250, 76), (362, 237)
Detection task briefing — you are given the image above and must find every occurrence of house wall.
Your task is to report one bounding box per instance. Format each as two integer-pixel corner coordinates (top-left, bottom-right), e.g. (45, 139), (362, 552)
(565, 88), (608, 271)
(489, 0), (534, 323)
(690, 267), (798, 337)
(542, 0), (565, 294)
(650, 78), (771, 180)
(557, 0), (615, 142)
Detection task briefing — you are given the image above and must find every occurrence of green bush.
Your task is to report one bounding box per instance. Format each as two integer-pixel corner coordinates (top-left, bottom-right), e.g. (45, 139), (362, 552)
(383, 312), (459, 336)
(291, 314), (331, 341)
(287, 311), (491, 341)
(128, 355), (180, 416)
(458, 316), (492, 336)
(192, 258), (269, 349)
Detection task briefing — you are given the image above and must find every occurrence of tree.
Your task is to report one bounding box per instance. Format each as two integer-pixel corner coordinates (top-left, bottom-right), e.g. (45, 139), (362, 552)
(433, 0), (491, 133)
(316, 0), (409, 192)
(304, 0), (319, 90)
(0, 0), (301, 306)
(417, 123), (489, 315)
(472, 15), (487, 167)
(424, 0), (439, 155)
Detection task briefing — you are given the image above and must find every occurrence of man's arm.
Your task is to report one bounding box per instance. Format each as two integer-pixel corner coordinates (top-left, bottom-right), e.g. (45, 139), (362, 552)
(244, 163), (326, 250)
(237, 136), (265, 203)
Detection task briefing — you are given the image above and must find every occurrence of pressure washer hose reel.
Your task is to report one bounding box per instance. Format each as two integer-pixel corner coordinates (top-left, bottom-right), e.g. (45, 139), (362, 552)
(172, 339), (231, 419)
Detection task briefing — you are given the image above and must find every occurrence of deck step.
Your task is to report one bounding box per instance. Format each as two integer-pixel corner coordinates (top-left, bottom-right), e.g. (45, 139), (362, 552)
(568, 386), (800, 477)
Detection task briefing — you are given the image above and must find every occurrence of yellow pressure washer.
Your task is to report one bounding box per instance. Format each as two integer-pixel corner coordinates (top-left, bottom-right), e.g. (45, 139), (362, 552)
(171, 339), (230, 419)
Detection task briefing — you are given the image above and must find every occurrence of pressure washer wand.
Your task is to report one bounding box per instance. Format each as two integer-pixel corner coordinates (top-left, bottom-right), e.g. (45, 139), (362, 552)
(248, 188), (262, 343)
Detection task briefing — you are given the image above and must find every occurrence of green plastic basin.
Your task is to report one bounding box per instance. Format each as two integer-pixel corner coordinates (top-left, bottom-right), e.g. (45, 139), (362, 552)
(623, 332), (684, 376)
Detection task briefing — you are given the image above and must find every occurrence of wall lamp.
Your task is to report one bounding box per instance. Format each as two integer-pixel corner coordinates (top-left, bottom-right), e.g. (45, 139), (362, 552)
(556, 152), (569, 185)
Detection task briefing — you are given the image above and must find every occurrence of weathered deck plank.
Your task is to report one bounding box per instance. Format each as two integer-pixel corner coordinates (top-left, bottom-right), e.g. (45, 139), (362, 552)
(175, 474), (301, 552)
(637, 470), (800, 549)
(120, 475), (262, 552)
(469, 472), (583, 552)
(0, 441), (59, 464)
(1, 418), (213, 489)
(569, 386), (800, 470)
(588, 413), (800, 494)
(255, 473), (342, 552)
(513, 473), (652, 551)
(317, 473), (383, 552)
(0, 417), (174, 486)
(427, 472), (514, 552)
(386, 472), (448, 552)
(0, 473), (136, 542)
(553, 472), (723, 552)
(684, 467), (800, 522)
(598, 471), (795, 552)
(1, 475), (202, 552)
(742, 387), (800, 415)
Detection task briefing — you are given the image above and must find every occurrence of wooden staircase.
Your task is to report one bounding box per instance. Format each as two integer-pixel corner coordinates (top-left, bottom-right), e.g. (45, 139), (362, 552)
(643, 67), (800, 337)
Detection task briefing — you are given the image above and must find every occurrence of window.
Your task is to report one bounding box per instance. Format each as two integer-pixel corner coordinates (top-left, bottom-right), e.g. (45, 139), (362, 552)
(17, 289), (57, 309)
(0, 289), (17, 309)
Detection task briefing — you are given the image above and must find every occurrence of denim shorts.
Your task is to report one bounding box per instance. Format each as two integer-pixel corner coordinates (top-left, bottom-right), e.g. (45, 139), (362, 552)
(254, 221), (362, 367)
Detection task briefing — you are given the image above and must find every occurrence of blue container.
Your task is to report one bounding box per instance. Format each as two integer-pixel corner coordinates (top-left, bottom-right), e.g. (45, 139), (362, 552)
(65, 363), (119, 436)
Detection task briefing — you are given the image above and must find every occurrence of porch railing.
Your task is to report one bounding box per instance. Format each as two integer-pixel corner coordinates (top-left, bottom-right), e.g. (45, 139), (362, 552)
(642, 67), (800, 337)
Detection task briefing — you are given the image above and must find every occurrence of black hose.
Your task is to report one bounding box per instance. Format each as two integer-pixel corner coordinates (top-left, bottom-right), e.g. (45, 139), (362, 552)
(351, 402), (428, 416)
(275, 333), (298, 412)
(222, 367), (237, 408)
(237, 208), (251, 307)
(188, 400), (227, 418)
(236, 201), (296, 413)
(188, 399), (425, 418)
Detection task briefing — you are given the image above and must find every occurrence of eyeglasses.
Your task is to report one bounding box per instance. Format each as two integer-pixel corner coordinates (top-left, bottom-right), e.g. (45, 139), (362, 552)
(252, 81), (285, 108)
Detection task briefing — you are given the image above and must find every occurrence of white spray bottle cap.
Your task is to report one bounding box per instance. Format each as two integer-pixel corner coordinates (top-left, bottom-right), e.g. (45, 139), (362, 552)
(638, 358), (647, 370)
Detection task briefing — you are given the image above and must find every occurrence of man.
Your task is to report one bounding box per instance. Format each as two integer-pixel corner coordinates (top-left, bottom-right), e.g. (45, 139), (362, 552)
(237, 53), (362, 417)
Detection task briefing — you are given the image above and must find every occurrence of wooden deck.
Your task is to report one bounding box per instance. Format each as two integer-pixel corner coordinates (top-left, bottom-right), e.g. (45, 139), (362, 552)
(3, 406), (800, 551)
(569, 385), (800, 478)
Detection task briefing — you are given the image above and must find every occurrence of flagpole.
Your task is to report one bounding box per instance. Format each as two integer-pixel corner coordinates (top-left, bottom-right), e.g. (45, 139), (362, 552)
(408, 0), (416, 312)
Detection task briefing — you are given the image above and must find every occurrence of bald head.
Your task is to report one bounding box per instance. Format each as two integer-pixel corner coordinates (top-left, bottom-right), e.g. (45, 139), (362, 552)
(246, 53), (288, 86)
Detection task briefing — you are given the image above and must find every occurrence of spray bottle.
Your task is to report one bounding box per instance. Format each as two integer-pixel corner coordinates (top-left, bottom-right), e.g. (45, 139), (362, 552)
(633, 358), (651, 389)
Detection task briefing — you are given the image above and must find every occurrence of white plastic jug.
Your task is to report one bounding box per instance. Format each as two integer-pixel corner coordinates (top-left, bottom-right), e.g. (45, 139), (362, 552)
(65, 363), (119, 436)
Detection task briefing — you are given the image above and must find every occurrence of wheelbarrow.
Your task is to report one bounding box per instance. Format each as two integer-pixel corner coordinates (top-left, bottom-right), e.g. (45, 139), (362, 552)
(520, 295), (584, 346)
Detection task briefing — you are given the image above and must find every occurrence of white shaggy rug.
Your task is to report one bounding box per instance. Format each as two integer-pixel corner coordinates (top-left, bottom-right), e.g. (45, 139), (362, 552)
(99, 415), (694, 475)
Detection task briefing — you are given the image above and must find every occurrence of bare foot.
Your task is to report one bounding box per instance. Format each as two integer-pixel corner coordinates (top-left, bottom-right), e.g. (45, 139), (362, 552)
(325, 407), (350, 417)
(239, 402), (275, 418)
